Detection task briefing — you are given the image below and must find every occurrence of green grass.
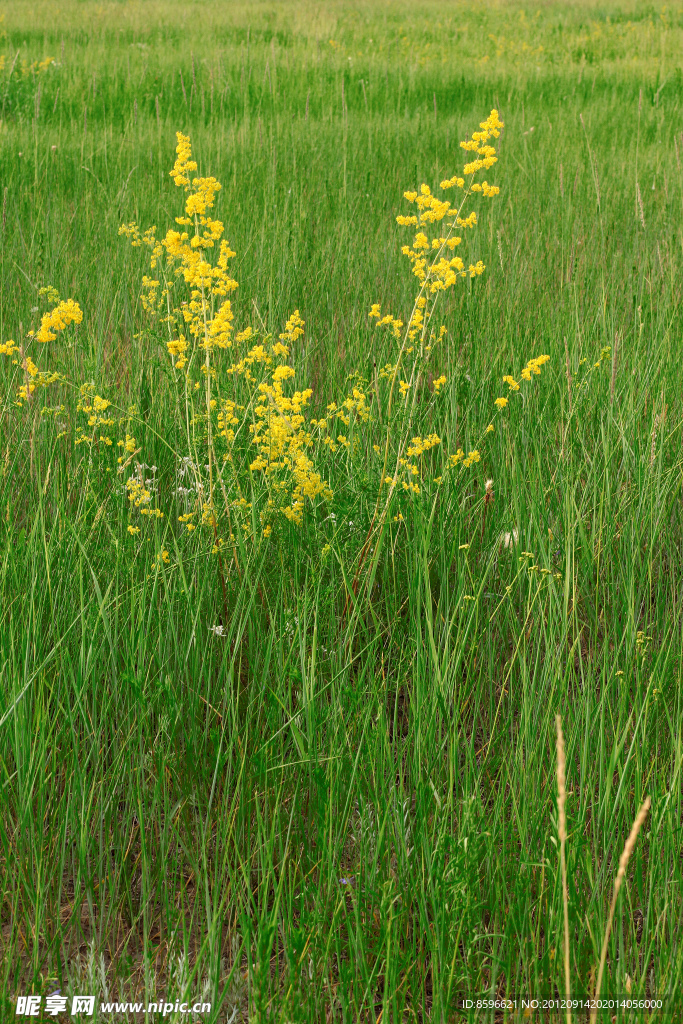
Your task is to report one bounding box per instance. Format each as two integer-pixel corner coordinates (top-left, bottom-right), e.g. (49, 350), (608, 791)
(2, 1), (683, 1021)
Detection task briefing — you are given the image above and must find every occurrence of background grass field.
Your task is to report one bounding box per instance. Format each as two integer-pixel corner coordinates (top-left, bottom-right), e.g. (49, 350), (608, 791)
(2, 1), (683, 1021)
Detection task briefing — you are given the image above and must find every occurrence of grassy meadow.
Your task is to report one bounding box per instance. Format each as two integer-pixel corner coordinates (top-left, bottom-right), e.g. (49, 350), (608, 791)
(2, 1), (683, 1020)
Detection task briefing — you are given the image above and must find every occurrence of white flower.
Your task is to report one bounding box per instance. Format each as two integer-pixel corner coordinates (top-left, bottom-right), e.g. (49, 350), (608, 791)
(210, 624), (225, 637)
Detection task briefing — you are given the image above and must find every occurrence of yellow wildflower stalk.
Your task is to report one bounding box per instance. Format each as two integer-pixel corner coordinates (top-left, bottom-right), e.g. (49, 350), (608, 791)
(345, 111), (505, 626)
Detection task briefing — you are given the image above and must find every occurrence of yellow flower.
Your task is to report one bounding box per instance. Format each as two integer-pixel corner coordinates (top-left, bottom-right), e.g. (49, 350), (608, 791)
(279, 309), (305, 344)
(494, 397), (508, 409)
(272, 365), (296, 382)
(35, 298), (83, 343)
(127, 525), (140, 535)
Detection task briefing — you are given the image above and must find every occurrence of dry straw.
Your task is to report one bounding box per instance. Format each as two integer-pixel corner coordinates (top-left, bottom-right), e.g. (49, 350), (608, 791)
(636, 181), (646, 229)
(555, 715), (571, 1024)
(590, 795), (651, 1024)
(556, 717), (651, 1024)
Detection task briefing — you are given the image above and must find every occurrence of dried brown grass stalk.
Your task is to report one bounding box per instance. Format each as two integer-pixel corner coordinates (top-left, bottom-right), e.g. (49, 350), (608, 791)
(636, 181), (646, 229)
(590, 796), (651, 1024)
(556, 715), (571, 1024)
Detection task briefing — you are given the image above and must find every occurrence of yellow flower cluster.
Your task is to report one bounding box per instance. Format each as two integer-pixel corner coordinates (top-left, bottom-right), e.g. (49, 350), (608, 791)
(151, 549), (171, 570)
(520, 354), (550, 380)
(385, 433), (443, 495)
(459, 111), (504, 153)
(38, 285), (60, 305)
(376, 362), (397, 380)
(121, 135), (338, 540)
(111, 121), (510, 552)
(120, 132), (240, 359)
(167, 336), (188, 369)
(121, 458), (163, 517)
(449, 449), (481, 468)
(216, 398), (241, 441)
(406, 297), (427, 341)
(494, 355), (550, 408)
(12, 56), (55, 78)
(369, 304), (404, 340)
(469, 182), (501, 197)
(169, 132), (198, 188)
(399, 186), (466, 291)
(116, 434), (137, 461)
(126, 478), (152, 508)
(246, 318), (333, 526)
(12, 344), (63, 403)
(29, 299), (83, 344)
(279, 309), (305, 345)
(405, 434), (441, 458)
(118, 223), (157, 250)
(389, 111), (503, 298)
(328, 386), (370, 429)
(77, 393), (115, 429)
